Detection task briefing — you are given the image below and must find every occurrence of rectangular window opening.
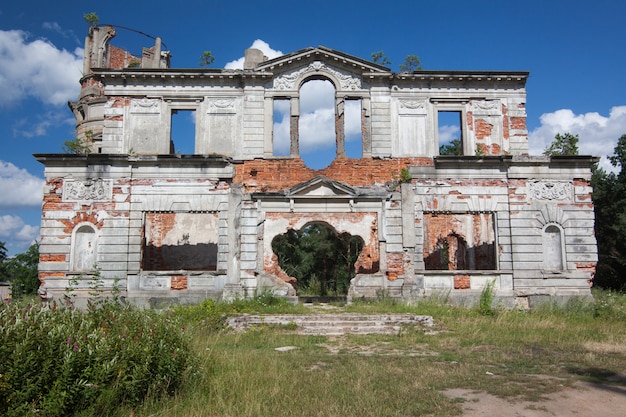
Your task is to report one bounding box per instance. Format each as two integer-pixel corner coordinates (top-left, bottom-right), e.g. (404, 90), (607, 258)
(170, 109), (196, 155)
(273, 99), (290, 156)
(142, 212), (218, 271)
(438, 111), (463, 155)
(345, 99), (363, 158)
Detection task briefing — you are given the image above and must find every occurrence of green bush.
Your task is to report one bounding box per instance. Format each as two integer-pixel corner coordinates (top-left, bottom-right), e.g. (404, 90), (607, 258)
(0, 301), (193, 417)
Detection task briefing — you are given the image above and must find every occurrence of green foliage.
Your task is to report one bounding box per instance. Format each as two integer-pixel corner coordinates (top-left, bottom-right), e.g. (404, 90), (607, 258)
(543, 132), (579, 156)
(477, 279), (497, 315)
(439, 138), (462, 155)
(591, 134), (626, 291)
(399, 167), (412, 183)
(83, 12), (99, 27)
(371, 50), (391, 65)
(0, 300), (193, 417)
(63, 130), (93, 155)
(399, 54), (422, 72)
(272, 224), (363, 296)
(199, 51), (215, 67)
(2, 243), (39, 298)
(608, 133), (626, 176)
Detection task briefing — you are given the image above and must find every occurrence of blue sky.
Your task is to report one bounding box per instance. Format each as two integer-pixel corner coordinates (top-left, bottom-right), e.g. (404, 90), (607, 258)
(1, 0), (625, 255)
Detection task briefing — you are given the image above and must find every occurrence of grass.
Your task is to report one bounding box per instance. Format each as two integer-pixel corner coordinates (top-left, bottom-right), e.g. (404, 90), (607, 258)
(73, 290), (626, 416)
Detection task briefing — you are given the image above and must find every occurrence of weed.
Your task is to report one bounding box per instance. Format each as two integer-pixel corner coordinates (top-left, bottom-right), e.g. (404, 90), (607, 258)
(478, 279), (496, 316)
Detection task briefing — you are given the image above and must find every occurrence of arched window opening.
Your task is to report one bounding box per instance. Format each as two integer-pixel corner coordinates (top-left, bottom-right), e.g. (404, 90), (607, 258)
(72, 224), (97, 272)
(271, 223), (364, 296)
(299, 79), (336, 169)
(345, 99), (363, 158)
(543, 224), (564, 271)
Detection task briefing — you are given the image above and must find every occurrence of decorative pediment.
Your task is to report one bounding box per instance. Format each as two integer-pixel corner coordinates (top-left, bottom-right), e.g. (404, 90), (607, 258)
(258, 46), (389, 92)
(258, 46), (390, 74)
(287, 176), (356, 197)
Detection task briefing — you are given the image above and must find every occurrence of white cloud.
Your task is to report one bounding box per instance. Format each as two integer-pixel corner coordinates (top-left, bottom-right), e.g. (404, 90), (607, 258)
(12, 110), (74, 138)
(225, 39), (284, 69)
(0, 161), (45, 207)
(529, 106), (626, 172)
(0, 214), (39, 253)
(438, 124), (460, 145)
(0, 29), (83, 107)
(42, 21), (80, 44)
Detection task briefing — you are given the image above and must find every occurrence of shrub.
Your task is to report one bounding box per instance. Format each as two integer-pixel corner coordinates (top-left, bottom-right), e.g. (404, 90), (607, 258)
(0, 301), (193, 417)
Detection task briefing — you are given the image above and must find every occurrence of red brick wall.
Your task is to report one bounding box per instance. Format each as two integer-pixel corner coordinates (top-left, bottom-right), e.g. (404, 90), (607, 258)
(235, 157), (433, 192)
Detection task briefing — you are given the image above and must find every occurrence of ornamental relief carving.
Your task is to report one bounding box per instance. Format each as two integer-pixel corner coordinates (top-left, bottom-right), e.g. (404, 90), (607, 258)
(130, 98), (161, 114)
(471, 100), (501, 116)
(528, 181), (573, 201)
(273, 61), (362, 91)
(398, 98), (428, 115)
(208, 98), (236, 114)
(63, 179), (113, 201)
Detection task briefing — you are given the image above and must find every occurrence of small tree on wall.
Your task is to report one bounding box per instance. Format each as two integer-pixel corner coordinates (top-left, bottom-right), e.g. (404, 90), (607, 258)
(543, 132), (579, 156)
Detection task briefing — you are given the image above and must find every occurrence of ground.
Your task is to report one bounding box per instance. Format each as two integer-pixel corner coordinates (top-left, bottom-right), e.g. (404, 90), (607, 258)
(444, 380), (626, 416)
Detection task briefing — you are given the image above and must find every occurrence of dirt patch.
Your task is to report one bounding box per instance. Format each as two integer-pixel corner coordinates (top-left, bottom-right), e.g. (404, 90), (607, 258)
(444, 381), (626, 416)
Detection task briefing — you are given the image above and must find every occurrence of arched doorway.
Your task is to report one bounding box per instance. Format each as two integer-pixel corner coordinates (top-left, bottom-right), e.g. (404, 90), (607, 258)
(271, 222), (364, 296)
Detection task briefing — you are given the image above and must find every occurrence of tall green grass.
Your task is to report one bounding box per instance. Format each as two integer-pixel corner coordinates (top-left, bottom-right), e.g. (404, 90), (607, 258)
(4, 289), (626, 417)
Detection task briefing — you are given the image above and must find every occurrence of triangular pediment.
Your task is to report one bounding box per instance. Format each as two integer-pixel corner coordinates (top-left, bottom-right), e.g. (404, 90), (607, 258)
(287, 176), (356, 197)
(257, 46), (390, 75)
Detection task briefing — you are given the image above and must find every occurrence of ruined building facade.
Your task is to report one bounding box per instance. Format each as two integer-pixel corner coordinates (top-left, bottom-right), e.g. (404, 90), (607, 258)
(35, 26), (598, 306)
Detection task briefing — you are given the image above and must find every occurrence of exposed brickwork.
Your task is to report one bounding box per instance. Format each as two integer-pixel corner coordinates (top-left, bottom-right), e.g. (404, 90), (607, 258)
(171, 275), (188, 290)
(474, 119), (494, 140)
(109, 45), (141, 69)
(386, 252), (404, 281)
(454, 274), (471, 289)
(235, 157), (433, 192)
(423, 213), (496, 270)
(40, 254), (67, 262)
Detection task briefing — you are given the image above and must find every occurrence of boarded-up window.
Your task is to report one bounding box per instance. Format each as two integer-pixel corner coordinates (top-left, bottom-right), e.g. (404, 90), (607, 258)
(423, 213), (496, 270)
(142, 212), (219, 271)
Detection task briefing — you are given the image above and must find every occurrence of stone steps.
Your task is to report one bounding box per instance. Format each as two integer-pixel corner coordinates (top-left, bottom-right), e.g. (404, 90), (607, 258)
(225, 313), (434, 336)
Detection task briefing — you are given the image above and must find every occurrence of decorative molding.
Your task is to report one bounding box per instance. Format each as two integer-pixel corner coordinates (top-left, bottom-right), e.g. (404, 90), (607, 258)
(273, 61), (361, 91)
(398, 98), (428, 115)
(529, 181), (573, 201)
(471, 100), (501, 116)
(63, 179), (113, 201)
(130, 98), (161, 114)
(208, 98), (236, 114)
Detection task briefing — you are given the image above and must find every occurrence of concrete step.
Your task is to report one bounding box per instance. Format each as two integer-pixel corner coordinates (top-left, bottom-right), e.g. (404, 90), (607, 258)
(225, 313), (434, 336)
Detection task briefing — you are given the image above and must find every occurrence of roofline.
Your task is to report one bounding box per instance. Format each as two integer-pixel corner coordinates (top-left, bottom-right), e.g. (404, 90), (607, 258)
(257, 45), (391, 72)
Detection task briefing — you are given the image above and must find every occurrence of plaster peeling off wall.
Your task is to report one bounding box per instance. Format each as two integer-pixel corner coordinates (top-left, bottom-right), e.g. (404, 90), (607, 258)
(423, 213), (496, 270)
(142, 212), (219, 271)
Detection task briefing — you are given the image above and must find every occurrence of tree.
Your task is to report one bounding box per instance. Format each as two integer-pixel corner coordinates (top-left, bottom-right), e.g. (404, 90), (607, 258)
(439, 138), (462, 155)
(543, 132), (579, 156)
(591, 134), (626, 290)
(199, 51), (215, 67)
(371, 51), (391, 65)
(608, 134), (626, 178)
(272, 224), (363, 296)
(0, 241), (7, 282)
(399, 55), (422, 72)
(2, 243), (40, 297)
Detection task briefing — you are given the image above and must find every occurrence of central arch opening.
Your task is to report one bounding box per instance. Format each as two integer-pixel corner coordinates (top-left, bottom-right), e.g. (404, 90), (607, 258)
(299, 79), (335, 169)
(271, 222), (364, 296)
